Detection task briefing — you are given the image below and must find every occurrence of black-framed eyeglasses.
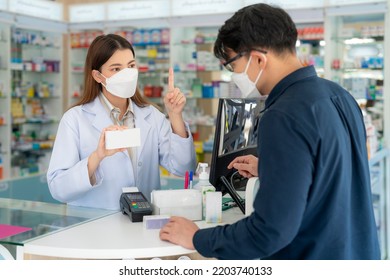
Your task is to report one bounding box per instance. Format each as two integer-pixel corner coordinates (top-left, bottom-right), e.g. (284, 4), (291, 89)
(222, 49), (268, 72)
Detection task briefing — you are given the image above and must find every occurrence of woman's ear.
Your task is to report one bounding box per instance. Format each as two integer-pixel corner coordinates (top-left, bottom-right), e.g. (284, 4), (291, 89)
(92, 70), (103, 83)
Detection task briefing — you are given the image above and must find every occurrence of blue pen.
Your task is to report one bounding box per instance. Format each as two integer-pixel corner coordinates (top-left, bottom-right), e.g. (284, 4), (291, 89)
(189, 171), (193, 189)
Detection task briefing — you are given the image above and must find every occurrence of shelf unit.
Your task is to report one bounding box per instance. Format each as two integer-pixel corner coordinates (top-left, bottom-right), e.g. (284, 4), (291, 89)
(68, 46), (87, 107)
(170, 26), (230, 164)
(9, 27), (63, 178)
(68, 30), (103, 108)
(326, 12), (385, 154)
(0, 22), (11, 180)
(296, 24), (325, 77)
(129, 28), (171, 100)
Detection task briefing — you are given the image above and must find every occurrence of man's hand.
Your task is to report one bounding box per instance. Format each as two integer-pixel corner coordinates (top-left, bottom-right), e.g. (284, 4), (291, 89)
(159, 216), (199, 250)
(227, 155), (259, 178)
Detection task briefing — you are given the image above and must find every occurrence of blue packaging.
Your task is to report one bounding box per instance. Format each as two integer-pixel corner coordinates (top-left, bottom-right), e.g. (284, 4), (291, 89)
(142, 29), (151, 45)
(132, 29), (143, 46)
(150, 29), (161, 45)
(202, 84), (214, 98)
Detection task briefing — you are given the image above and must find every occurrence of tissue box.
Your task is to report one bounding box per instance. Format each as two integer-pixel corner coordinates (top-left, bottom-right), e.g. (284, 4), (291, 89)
(151, 189), (202, 221)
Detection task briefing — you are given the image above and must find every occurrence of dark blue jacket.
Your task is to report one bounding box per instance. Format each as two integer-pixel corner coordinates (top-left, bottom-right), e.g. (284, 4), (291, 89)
(193, 66), (380, 259)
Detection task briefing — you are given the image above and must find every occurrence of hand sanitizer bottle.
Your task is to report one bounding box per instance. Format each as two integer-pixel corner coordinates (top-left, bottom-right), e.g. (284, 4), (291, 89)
(193, 163), (210, 190)
(193, 163), (215, 219)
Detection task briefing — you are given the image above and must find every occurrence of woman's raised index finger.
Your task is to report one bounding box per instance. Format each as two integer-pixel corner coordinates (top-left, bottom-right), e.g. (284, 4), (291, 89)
(168, 67), (174, 91)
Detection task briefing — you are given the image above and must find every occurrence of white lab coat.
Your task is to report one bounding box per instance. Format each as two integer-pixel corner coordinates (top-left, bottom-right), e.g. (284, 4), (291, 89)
(47, 97), (196, 210)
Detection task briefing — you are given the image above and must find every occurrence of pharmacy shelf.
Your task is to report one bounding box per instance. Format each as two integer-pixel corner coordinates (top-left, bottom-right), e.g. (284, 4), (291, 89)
(8, 26), (63, 179)
(0, 21), (11, 180)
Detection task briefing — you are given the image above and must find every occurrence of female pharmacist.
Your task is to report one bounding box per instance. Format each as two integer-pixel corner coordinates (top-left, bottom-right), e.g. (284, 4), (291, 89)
(47, 34), (196, 210)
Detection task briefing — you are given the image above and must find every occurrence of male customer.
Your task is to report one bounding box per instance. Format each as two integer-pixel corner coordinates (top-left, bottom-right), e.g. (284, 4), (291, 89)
(160, 3), (380, 259)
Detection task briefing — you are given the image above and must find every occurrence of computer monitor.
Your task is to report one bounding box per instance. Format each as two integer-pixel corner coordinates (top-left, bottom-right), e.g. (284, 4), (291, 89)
(209, 98), (265, 214)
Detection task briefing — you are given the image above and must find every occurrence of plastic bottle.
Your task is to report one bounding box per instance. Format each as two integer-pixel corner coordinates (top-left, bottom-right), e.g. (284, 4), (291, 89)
(193, 163), (210, 190)
(193, 163), (215, 219)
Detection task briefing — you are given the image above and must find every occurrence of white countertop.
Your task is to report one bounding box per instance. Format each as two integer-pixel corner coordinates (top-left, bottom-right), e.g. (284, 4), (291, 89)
(23, 207), (244, 259)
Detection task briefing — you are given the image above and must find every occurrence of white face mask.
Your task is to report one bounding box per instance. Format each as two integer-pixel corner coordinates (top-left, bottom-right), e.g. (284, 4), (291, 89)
(100, 68), (138, 99)
(231, 56), (263, 98)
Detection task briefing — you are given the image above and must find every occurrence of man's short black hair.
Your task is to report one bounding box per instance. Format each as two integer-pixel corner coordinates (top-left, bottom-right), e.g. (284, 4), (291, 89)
(214, 4), (298, 61)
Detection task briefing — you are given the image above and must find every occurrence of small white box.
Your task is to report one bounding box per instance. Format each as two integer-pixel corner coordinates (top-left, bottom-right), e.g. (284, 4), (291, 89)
(122, 187), (139, 193)
(205, 192), (222, 223)
(105, 128), (141, 150)
(143, 215), (170, 230)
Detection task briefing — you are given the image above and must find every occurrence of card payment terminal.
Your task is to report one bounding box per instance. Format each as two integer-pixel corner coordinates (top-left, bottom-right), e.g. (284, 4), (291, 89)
(120, 192), (153, 222)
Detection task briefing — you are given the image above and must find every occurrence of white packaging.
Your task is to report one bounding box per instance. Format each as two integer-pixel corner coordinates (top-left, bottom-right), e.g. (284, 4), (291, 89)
(151, 189), (202, 221)
(122, 187), (139, 193)
(201, 185), (215, 219)
(143, 215), (170, 230)
(105, 128), (141, 150)
(205, 191), (222, 223)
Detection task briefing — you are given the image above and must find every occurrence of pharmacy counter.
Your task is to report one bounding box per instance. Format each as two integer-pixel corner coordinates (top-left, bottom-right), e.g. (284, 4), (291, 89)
(0, 198), (116, 260)
(21, 203), (244, 260)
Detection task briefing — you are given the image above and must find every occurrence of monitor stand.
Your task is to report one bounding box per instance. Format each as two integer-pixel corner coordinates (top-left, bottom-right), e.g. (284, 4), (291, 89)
(220, 176), (245, 214)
